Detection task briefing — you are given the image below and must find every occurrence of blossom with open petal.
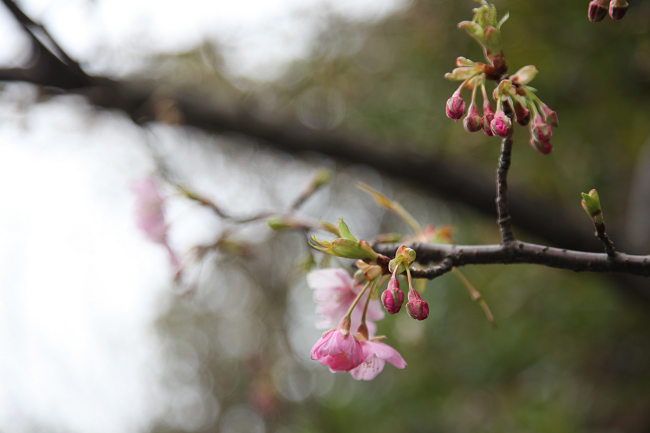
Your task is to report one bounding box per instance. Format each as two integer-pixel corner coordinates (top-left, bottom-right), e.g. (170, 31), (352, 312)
(307, 268), (384, 335)
(311, 328), (364, 372)
(350, 339), (407, 380)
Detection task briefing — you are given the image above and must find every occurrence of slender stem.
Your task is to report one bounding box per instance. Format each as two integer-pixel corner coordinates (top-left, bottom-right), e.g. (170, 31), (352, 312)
(360, 279), (376, 326)
(344, 280), (372, 318)
(595, 222), (617, 258)
(496, 104), (515, 244)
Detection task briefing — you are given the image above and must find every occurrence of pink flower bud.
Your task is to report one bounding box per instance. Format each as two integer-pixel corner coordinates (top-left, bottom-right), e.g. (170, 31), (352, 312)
(588, 0), (608, 22)
(446, 90), (465, 121)
(530, 136), (553, 155)
(514, 101), (530, 126)
(381, 276), (404, 314)
(406, 289), (429, 321)
(609, 0), (629, 20)
(540, 103), (558, 127)
(532, 114), (553, 143)
(463, 102), (483, 133)
(490, 110), (512, 137)
(482, 99), (495, 136)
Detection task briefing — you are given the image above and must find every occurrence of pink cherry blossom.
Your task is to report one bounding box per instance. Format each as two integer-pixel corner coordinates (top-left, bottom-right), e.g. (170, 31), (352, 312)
(350, 339), (407, 381)
(307, 268), (384, 335)
(131, 177), (179, 269)
(311, 329), (364, 372)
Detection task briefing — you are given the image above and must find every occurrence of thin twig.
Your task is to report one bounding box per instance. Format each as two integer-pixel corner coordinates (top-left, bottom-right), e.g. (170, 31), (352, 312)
(594, 222), (617, 258)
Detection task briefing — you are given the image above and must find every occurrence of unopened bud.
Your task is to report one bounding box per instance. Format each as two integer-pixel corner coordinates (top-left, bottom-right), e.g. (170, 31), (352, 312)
(482, 99), (495, 136)
(529, 136), (553, 155)
(381, 276), (404, 314)
(581, 189), (604, 224)
(531, 114), (553, 143)
(446, 90), (465, 121)
(490, 110), (512, 137)
(463, 102), (483, 132)
(609, 0), (629, 20)
(406, 289), (429, 321)
(588, 0), (608, 22)
(540, 103), (558, 127)
(514, 101), (530, 126)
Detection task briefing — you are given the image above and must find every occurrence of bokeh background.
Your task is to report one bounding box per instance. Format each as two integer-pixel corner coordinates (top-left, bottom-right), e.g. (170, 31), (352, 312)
(1, 0), (650, 432)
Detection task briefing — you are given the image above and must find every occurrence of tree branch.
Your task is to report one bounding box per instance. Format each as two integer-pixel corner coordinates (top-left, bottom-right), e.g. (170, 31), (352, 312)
(496, 125), (515, 244)
(374, 242), (650, 278)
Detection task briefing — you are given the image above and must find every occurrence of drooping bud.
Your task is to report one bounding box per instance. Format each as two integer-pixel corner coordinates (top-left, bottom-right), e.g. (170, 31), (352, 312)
(529, 136), (553, 155)
(381, 276), (404, 314)
(588, 0), (608, 22)
(490, 109), (512, 137)
(406, 289), (429, 321)
(446, 90), (465, 121)
(531, 114), (553, 143)
(463, 102), (483, 132)
(540, 102), (558, 127)
(482, 98), (495, 136)
(513, 100), (531, 126)
(609, 0), (629, 20)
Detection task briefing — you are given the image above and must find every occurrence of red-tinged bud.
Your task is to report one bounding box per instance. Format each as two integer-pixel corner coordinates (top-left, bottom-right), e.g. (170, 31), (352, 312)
(482, 99), (495, 136)
(446, 90), (465, 121)
(540, 103), (558, 127)
(463, 102), (483, 132)
(609, 0), (629, 20)
(490, 110), (512, 137)
(514, 101), (531, 126)
(531, 114), (553, 143)
(406, 289), (429, 321)
(588, 0), (608, 21)
(381, 276), (404, 314)
(530, 136), (553, 155)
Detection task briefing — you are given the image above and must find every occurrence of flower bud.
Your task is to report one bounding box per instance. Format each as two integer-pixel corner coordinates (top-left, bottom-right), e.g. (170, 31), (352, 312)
(482, 99), (495, 136)
(514, 101), (530, 126)
(531, 114), (553, 143)
(609, 0), (629, 20)
(381, 276), (404, 314)
(490, 110), (512, 137)
(463, 102), (483, 132)
(529, 136), (553, 155)
(540, 103), (558, 127)
(406, 289), (429, 321)
(588, 0), (608, 22)
(446, 90), (465, 121)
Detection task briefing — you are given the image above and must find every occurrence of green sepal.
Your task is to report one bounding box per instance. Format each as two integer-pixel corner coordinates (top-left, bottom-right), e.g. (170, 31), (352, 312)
(338, 218), (357, 242)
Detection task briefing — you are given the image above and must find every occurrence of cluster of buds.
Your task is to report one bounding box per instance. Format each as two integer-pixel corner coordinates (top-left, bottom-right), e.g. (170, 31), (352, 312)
(444, 1), (558, 154)
(382, 245), (429, 320)
(588, 0), (629, 22)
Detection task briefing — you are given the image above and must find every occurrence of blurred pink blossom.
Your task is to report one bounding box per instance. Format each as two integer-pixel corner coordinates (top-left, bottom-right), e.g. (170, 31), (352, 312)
(131, 177), (179, 269)
(350, 339), (407, 381)
(307, 268), (384, 335)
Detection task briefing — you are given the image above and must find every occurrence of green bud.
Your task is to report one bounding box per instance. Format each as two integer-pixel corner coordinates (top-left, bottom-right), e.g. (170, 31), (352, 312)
(268, 217), (291, 230)
(483, 26), (502, 54)
(312, 169), (332, 188)
(581, 189), (604, 224)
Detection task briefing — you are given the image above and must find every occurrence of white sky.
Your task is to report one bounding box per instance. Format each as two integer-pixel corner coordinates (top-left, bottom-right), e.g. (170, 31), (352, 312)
(0, 0), (408, 80)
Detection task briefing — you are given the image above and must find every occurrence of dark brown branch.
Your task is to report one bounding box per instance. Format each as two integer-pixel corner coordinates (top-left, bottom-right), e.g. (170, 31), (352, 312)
(374, 242), (650, 278)
(496, 126), (515, 243)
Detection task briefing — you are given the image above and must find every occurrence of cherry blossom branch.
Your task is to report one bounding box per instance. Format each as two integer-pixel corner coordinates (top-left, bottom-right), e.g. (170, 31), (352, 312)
(373, 242), (650, 278)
